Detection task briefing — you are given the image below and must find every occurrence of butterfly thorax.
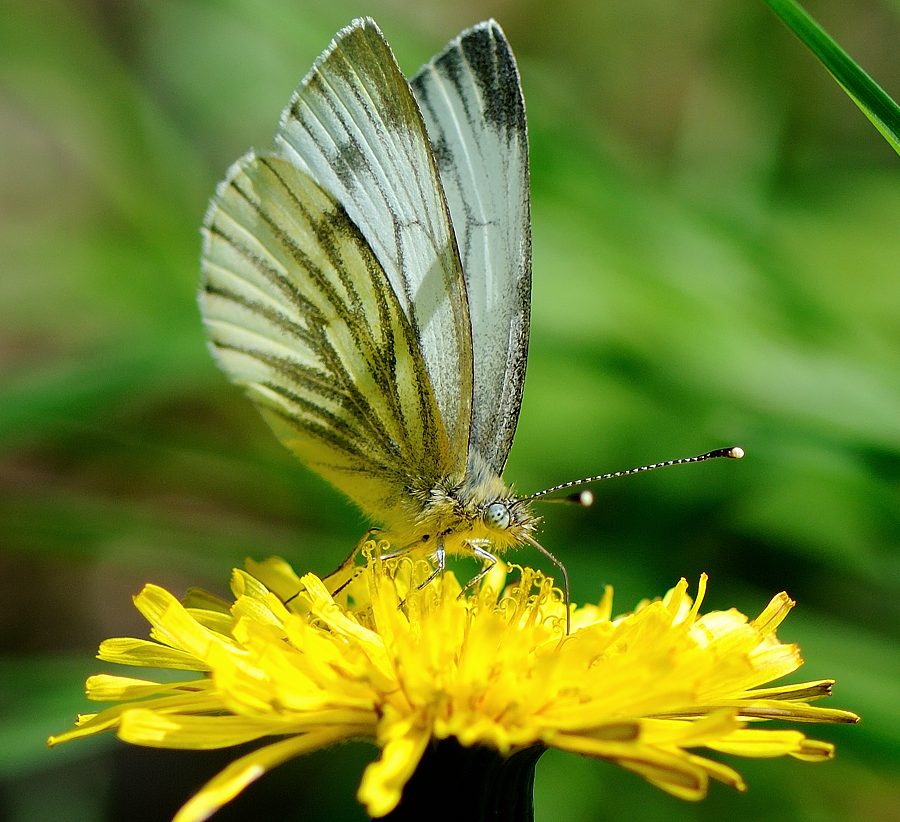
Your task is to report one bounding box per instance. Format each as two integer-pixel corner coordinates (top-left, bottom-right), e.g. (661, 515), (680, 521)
(387, 454), (540, 556)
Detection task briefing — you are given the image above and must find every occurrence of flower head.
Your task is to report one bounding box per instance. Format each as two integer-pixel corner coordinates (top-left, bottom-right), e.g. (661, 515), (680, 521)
(49, 549), (858, 820)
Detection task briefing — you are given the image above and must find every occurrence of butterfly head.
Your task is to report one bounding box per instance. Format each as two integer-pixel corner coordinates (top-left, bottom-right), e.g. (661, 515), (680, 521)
(426, 491), (537, 556)
(419, 492), (539, 556)
(479, 497), (538, 543)
(447, 453), (540, 548)
(483, 501), (512, 530)
(402, 466), (539, 556)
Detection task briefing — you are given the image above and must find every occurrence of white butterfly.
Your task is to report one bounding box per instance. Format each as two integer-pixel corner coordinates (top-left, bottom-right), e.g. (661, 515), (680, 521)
(199, 18), (741, 614)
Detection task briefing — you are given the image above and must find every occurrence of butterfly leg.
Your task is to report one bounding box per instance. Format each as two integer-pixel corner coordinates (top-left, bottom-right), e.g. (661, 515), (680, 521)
(413, 539), (446, 590)
(457, 542), (499, 598)
(376, 543), (415, 561)
(389, 540), (446, 612)
(369, 536), (446, 609)
(375, 537), (447, 590)
(315, 528), (384, 601)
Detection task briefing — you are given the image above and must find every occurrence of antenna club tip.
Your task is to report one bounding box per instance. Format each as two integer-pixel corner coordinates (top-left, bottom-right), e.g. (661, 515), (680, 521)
(561, 490), (594, 507)
(727, 446), (745, 460)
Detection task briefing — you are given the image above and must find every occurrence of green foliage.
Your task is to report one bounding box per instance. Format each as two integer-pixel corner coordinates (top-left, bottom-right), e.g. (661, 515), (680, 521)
(763, 0), (900, 152)
(1, 1), (897, 819)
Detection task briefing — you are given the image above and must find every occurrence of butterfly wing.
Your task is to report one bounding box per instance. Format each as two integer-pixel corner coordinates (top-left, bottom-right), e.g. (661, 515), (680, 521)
(274, 18), (473, 464)
(200, 153), (454, 527)
(411, 20), (531, 475)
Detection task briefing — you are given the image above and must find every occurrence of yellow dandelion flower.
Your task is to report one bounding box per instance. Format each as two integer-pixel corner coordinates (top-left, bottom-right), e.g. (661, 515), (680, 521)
(48, 551), (858, 820)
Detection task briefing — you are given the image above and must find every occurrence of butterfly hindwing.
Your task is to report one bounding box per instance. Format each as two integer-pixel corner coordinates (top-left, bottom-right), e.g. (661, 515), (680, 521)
(411, 20), (531, 475)
(274, 18), (473, 468)
(200, 153), (454, 526)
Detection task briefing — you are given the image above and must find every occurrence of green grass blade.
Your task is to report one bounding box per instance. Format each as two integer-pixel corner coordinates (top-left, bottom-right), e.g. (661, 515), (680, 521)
(763, 0), (900, 153)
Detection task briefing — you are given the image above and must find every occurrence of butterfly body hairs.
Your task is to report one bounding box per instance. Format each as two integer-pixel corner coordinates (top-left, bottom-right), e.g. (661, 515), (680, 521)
(200, 19), (741, 619)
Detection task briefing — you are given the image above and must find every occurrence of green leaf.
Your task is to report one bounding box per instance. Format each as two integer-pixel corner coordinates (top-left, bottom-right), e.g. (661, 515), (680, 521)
(763, 0), (900, 153)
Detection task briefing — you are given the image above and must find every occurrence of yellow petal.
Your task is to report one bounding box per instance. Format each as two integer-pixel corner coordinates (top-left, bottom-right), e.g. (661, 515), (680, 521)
(173, 727), (361, 822)
(791, 738), (836, 761)
(639, 712), (740, 746)
(751, 592), (795, 634)
(134, 585), (233, 660)
(118, 710), (298, 749)
(49, 692), (228, 746)
(708, 728), (836, 759)
(244, 556), (302, 596)
(358, 718), (430, 818)
(98, 637), (209, 671)
(553, 734), (710, 801)
(737, 679), (835, 701)
(85, 674), (210, 702)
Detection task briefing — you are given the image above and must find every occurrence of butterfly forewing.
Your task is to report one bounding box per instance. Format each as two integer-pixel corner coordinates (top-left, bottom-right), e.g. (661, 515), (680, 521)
(274, 18), (473, 466)
(200, 153), (454, 527)
(411, 20), (531, 475)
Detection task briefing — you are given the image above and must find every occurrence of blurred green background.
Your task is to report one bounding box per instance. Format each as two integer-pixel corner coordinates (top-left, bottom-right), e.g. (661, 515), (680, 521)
(1, 1), (897, 819)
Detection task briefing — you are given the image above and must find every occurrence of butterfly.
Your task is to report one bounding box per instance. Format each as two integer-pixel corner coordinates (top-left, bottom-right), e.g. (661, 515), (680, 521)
(199, 18), (741, 620)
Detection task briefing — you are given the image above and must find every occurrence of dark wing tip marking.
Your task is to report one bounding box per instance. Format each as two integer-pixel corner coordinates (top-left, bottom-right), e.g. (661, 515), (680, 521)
(416, 19), (524, 138)
(459, 23), (524, 135)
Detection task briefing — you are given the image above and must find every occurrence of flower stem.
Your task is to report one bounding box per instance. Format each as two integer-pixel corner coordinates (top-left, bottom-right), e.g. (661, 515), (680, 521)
(383, 739), (544, 821)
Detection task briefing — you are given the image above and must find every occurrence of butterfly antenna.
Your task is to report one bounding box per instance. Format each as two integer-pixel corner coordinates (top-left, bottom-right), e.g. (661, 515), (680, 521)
(521, 534), (570, 636)
(526, 446), (744, 502)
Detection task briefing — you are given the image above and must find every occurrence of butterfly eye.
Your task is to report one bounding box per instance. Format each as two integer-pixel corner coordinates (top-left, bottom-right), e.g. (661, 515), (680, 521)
(484, 502), (511, 531)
